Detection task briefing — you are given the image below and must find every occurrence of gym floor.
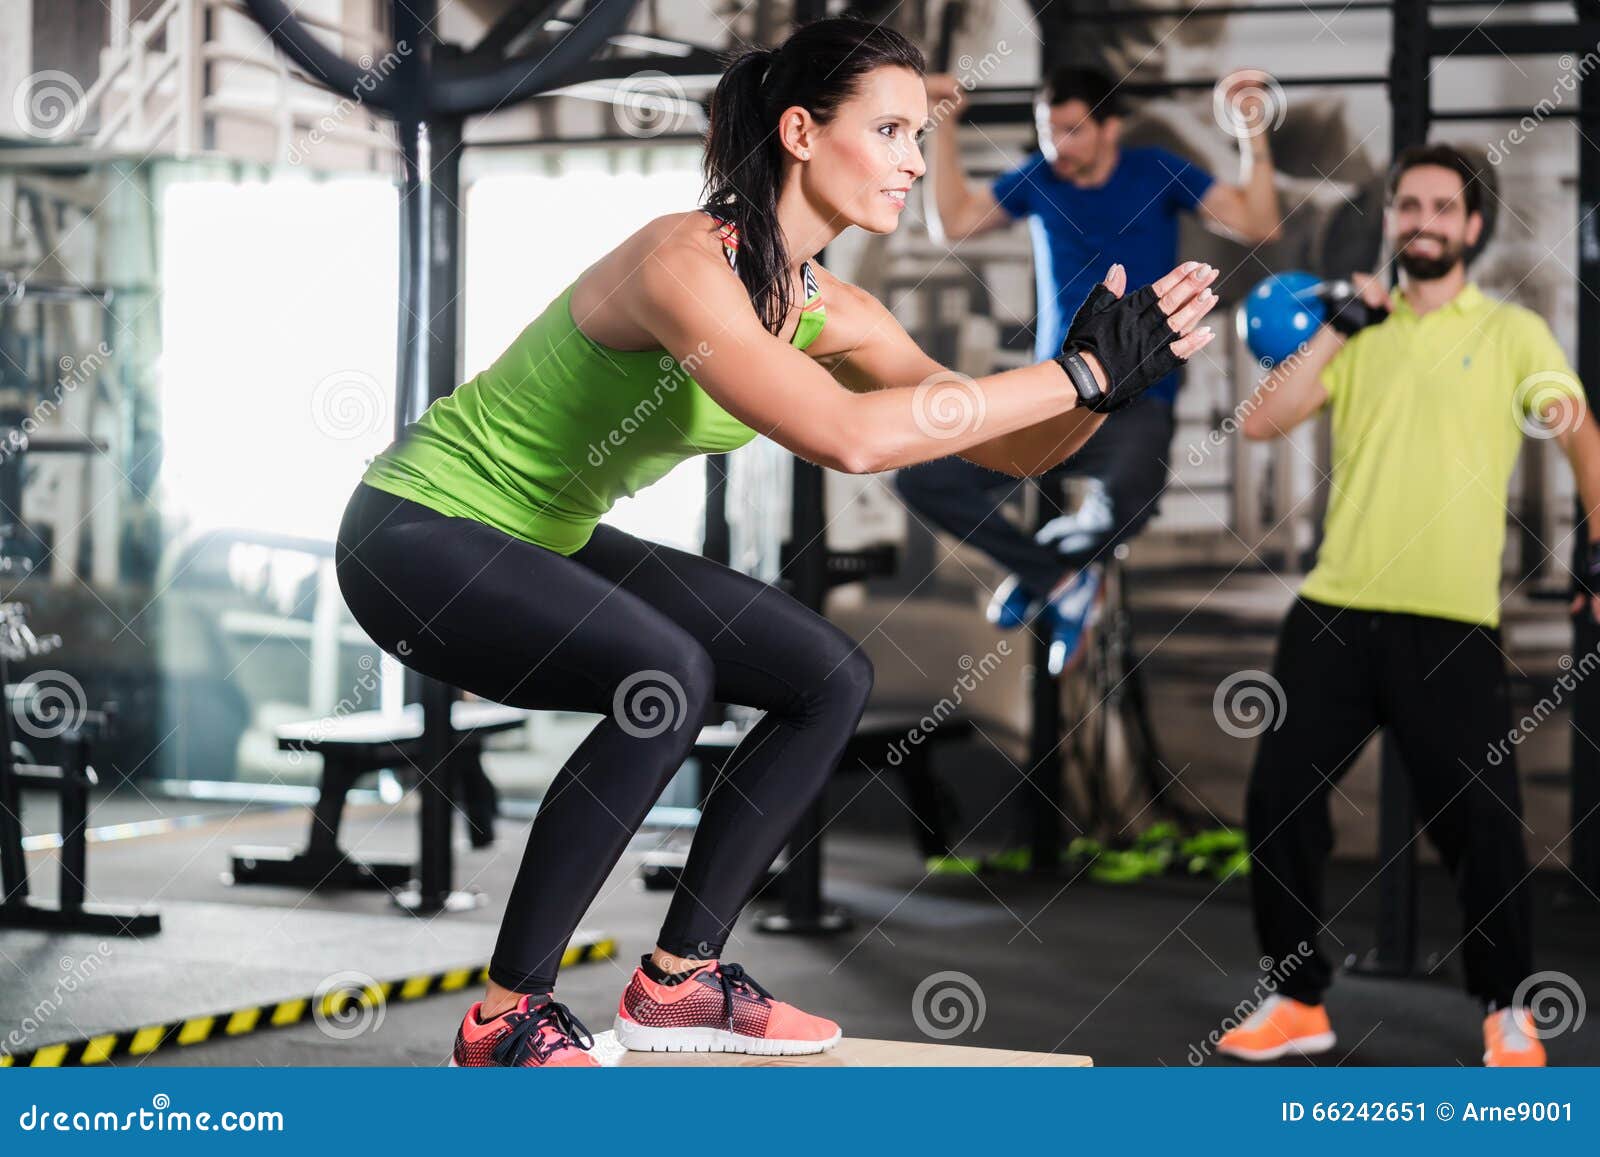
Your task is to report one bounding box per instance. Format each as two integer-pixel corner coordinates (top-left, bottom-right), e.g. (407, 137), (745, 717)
(4, 792), (1596, 1067)
(4, 572), (1593, 1068)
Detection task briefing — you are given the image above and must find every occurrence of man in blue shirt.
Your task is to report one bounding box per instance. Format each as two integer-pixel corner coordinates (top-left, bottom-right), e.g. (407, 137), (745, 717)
(897, 67), (1281, 672)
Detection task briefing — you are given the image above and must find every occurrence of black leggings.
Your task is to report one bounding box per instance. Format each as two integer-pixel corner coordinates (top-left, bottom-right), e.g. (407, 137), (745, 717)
(1247, 598), (1532, 1008)
(334, 482), (874, 993)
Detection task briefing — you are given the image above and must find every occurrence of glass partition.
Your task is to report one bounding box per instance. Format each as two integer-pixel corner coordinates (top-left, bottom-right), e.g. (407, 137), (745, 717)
(1, 143), (709, 801)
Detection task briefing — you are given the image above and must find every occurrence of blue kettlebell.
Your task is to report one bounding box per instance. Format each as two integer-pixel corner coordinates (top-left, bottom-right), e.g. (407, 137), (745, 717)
(1241, 271), (1325, 366)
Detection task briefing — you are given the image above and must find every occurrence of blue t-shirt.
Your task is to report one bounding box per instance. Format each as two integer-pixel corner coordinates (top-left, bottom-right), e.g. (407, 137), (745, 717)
(992, 146), (1214, 405)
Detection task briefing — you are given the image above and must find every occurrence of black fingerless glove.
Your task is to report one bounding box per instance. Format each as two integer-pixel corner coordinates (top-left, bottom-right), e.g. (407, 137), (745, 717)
(1319, 280), (1390, 339)
(1053, 283), (1186, 414)
(1575, 541), (1600, 600)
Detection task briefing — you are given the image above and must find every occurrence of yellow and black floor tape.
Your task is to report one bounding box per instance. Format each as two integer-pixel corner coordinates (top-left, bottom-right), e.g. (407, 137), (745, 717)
(0, 933), (616, 1068)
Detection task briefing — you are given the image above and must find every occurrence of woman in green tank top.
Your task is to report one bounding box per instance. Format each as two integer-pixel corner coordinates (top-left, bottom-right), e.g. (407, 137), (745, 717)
(338, 16), (1219, 1068)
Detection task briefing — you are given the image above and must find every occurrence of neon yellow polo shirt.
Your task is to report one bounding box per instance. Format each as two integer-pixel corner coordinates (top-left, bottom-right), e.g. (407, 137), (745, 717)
(1300, 282), (1580, 628)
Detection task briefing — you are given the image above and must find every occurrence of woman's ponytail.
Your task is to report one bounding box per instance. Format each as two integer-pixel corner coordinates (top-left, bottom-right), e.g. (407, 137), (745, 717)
(702, 47), (791, 333)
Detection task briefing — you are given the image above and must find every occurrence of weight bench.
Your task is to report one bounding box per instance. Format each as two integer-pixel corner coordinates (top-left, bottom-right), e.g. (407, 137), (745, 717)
(228, 701), (526, 892)
(0, 698), (160, 935)
(838, 707), (972, 859)
(640, 708), (972, 904)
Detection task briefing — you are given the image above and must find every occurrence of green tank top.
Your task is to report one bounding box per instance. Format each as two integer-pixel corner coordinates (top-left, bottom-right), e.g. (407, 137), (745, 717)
(360, 214), (826, 555)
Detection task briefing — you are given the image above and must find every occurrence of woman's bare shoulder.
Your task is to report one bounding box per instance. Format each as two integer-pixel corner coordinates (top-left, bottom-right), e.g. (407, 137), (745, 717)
(805, 261), (892, 355)
(810, 261), (875, 309)
(623, 210), (726, 268)
(573, 211), (732, 345)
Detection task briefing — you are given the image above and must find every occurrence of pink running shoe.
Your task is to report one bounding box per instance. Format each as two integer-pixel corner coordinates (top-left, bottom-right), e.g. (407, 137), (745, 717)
(449, 994), (598, 1068)
(614, 960), (842, 1055)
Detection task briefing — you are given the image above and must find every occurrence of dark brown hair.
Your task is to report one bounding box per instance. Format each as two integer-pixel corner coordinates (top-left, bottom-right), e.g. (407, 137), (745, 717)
(702, 17), (925, 334)
(1387, 142), (1497, 261)
(1036, 67), (1124, 121)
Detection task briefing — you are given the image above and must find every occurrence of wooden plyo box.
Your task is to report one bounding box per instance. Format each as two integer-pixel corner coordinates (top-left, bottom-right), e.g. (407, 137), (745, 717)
(591, 1032), (1092, 1067)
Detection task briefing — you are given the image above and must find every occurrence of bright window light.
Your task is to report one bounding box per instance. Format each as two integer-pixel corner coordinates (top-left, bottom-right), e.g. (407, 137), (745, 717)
(160, 155), (710, 553)
(465, 159), (709, 552)
(159, 177), (399, 543)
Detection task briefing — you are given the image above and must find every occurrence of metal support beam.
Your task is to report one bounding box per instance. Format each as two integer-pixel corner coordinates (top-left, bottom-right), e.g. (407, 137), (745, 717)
(1390, 0), (1429, 150)
(1570, 22), (1600, 896)
(1428, 22), (1600, 57)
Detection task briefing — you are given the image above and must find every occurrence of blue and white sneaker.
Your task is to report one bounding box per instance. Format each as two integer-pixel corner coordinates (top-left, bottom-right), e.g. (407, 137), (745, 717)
(1045, 564), (1104, 676)
(1034, 478), (1114, 557)
(986, 574), (1042, 629)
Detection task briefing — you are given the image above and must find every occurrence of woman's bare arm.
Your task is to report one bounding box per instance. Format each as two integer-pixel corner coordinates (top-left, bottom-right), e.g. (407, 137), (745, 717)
(629, 240), (1215, 474)
(629, 239), (1082, 474)
(817, 264), (1216, 476)
(820, 279), (1106, 477)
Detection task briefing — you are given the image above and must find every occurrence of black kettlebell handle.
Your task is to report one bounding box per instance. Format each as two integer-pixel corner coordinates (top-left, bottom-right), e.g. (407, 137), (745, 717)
(1317, 278), (1391, 332)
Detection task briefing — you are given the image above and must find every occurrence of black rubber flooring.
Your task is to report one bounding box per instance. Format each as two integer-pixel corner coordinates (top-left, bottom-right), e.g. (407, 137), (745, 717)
(3, 783), (1594, 1068)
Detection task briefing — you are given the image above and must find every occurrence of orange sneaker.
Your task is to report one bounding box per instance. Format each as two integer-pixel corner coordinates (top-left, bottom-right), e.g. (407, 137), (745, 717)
(614, 960), (842, 1055)
(1483, 1008), (1547, 1067)
(449, 994), (599, 1068)
(1216, 995), (1337, 1062)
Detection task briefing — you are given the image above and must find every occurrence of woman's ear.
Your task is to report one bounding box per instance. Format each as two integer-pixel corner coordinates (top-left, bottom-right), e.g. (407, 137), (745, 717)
(777, 106), (815, 161)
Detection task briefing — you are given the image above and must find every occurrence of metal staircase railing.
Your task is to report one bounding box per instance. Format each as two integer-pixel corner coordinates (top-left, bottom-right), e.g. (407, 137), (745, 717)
(72, 0), (393, 167)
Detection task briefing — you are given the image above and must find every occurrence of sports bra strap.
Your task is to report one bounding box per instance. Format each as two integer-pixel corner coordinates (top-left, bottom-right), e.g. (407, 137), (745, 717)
(707, 212), (820, 304)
